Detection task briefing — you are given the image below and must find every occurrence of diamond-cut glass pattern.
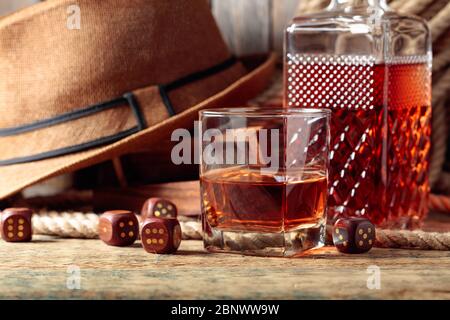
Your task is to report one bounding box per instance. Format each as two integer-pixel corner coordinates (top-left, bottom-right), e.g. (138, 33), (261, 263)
(285, 53), (431, 228)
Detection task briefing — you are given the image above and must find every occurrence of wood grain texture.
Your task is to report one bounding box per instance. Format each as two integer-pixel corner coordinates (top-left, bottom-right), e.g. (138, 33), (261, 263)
(272, 0), (301, 54)
(0, 236), (449, 299)
(211, 0), (301, 56)
(212, 0), (271, 55)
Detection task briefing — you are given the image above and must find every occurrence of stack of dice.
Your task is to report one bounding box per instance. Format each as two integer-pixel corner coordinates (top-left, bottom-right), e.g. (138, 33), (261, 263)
(140, 198), (182, 254)
(98, 198), (182, 254)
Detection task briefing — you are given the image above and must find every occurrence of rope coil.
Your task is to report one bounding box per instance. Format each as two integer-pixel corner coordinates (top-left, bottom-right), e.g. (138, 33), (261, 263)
(32, 211), (450, 250)
(32, 210), (203, 240)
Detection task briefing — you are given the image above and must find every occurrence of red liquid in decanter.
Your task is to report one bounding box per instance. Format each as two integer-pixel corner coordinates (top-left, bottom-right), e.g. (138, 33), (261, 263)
(284, 54), (431, 228)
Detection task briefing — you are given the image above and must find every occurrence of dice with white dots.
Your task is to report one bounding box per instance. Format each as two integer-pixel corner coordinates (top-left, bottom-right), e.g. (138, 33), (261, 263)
(141, 217), (181, 254)
(1, 208), (33, 242)
(98, 210), (139, 246)
(332, 217), (375, 254)
(141, 198), (177, 220)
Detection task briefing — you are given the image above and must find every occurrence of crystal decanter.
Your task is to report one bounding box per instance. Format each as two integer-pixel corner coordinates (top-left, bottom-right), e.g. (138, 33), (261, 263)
(284, 0), (432, 228)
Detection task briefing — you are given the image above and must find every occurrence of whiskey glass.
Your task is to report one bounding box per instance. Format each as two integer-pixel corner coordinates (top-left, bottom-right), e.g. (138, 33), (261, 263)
(284, 0), (432, 228)
(199, 108), (330, 257)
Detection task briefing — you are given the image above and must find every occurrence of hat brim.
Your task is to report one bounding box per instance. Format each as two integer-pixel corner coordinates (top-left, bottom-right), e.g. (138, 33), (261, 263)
(0, 53), (277, 200)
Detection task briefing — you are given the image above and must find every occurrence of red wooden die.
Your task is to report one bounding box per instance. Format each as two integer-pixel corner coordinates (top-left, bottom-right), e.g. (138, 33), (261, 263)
(333, 217), (375, 254)
(98, 210), (139, 246)
(1, 208), (33, 242)
(141, 217), (182, 254)
(141, 197), (177, 220)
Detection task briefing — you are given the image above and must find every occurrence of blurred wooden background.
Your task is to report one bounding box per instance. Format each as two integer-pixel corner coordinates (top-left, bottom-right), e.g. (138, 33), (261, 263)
(211, 0), (300, 55)
(0, 0), (38, 16)
(0, 0), (300, 56)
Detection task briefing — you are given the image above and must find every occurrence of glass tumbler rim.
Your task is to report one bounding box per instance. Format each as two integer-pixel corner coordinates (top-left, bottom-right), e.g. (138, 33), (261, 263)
(199, 107), (331, 118)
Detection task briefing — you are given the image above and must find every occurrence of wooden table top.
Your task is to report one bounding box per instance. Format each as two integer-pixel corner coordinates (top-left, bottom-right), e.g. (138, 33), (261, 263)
(1, 234), (449, 299)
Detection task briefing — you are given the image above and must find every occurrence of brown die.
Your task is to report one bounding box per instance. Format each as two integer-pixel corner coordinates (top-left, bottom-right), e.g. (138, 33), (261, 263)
(1, 208), (33, 242)
(333, 217), (375, 254)
(141, 217), (181, 254)
(141, 198), (177, 220)
(98, 210), (139, 246)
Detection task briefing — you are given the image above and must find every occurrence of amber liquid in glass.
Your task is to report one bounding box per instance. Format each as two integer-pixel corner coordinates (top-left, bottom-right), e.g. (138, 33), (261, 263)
(285, 57), (431, 227)
(201, 167), (327, 233)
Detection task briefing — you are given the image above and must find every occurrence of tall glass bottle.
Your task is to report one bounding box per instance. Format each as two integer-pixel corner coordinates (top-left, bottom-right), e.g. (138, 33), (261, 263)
(284, 0), (432, 228)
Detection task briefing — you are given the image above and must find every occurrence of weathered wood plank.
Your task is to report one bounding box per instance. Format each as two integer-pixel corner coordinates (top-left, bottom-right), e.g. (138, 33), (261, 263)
(212, 0), (271, 55)
(0, 237), (449, 299)
(272, 0), (301, 54)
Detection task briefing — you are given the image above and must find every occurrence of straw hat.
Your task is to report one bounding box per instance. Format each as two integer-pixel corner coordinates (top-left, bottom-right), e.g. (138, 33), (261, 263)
(0, 0), (276, 199)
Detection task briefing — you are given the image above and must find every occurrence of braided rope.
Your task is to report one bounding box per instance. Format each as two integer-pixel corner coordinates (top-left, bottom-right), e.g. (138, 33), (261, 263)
(396, 0), (435, 14)
(429, 194), (450, 213)
(430, 100), (448, 185)
(429, 1), (450, 41)
(376, 229), (450, 250)
(390, 0), (408, 11)
(31, 211), (450, 250)
(432, 68), (450, 103)
(433, 46), (450, 72)
(431, 0), (450, 18)
(32, 210), (203, 240)
(32, 211), (99, 239)
(435, 172), (450, 194)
